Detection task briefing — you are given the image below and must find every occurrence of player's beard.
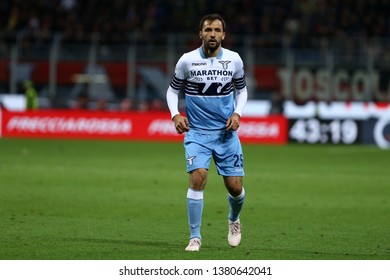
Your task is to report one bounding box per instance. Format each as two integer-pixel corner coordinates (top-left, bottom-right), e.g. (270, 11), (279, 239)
(205, 39), (220, 52)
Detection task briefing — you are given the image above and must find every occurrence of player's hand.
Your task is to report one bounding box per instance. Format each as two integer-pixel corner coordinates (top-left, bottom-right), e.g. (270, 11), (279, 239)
(172, 114), (189, 134)
(226, 112), (241, 131)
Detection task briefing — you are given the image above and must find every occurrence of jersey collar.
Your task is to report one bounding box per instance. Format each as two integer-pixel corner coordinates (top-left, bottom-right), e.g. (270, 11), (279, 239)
(199, 46), (223, 59)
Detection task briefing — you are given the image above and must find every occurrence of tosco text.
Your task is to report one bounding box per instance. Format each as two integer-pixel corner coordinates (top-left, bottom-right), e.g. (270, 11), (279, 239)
(212, 266), (272, 276)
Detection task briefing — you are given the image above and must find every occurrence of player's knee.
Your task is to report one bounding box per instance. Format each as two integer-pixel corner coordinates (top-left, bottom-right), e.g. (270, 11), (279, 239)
(227, 185), (242, 197)
(189, 169), (208, 190)
(224, 176), (243, 196)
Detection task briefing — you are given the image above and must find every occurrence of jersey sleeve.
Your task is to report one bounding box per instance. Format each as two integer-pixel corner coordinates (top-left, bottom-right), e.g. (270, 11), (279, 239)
(168, 54), (187, 93)
(166, 87), (180, 119)
(232, 53), (247, 116)
(234, 87), (247, 116)
(232, 54), (246, 90)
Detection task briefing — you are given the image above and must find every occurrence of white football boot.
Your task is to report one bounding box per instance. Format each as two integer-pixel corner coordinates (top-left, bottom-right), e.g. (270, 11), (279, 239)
(228, 219), (242, 247)
(185, 238), (201, 251)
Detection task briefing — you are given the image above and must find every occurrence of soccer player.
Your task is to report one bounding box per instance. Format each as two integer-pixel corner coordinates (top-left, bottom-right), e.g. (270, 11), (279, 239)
(166, 13), (248, 251)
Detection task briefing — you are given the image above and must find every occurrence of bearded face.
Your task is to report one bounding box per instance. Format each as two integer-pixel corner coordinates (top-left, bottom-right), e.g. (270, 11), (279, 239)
(199, 19), (225, 56)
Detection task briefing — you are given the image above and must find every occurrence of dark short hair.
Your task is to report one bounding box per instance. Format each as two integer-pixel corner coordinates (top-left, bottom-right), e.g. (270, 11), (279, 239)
(199, 13), (226, 32)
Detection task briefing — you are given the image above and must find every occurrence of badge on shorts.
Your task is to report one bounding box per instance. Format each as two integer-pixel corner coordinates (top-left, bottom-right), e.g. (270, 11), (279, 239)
(186, 156), (196, 166)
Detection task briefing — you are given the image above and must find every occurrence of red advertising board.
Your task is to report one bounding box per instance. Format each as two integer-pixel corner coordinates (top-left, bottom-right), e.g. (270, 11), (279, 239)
(0, 110), (288, 144)
(238, 115), (287, 144)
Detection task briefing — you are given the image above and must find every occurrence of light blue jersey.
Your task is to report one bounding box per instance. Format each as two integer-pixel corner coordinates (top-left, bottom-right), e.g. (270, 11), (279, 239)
(169, 47), (246, 133)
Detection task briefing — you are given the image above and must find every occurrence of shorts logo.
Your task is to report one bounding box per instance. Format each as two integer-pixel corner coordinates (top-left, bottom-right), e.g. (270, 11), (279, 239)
(219, 60), (231, 70)
(186, 156), (196, 166)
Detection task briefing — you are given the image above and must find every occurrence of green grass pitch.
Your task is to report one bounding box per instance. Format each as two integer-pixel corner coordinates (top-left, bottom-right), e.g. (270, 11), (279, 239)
(0, 138), (389, 260)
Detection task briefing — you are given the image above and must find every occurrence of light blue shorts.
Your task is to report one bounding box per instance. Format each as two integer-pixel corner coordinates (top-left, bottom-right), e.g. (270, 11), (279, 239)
(183, 130), (245, 176)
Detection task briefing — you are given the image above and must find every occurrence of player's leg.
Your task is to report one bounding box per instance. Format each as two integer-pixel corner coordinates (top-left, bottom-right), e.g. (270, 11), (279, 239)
(187, 169), (207, 241)
(224, 176), (245, 247)
(224, 176), (245, 222)
(184, 132), (212, 251)
(185, 168), (207, 251)
(214, 132), (245, 247)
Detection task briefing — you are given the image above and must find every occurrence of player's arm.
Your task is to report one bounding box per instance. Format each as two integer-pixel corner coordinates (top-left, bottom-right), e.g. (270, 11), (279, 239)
(166, 54), (190, 134)
(234, 87), (247, 117)
(227, 55), (248, 131)
(166, 87), (189, 134)
(226, 70), (248, 131)
(226, 87), (247, 131)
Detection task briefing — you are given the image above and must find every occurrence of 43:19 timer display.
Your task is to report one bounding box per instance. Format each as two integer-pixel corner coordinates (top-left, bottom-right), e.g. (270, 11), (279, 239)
(289, 119), (359, 144)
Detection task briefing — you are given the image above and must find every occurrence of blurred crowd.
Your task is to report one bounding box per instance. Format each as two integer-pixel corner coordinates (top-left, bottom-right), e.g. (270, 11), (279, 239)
(1, 0), (389, 47)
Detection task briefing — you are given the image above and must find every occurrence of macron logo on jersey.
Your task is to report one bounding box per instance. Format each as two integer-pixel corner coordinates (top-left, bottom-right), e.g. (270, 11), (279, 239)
(192, 62), (207, 66)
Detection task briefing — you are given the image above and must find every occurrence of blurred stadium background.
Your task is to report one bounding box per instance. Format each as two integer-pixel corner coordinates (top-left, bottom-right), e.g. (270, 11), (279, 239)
(0, 0), (389, 147)
(1, 0), (390, 263)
